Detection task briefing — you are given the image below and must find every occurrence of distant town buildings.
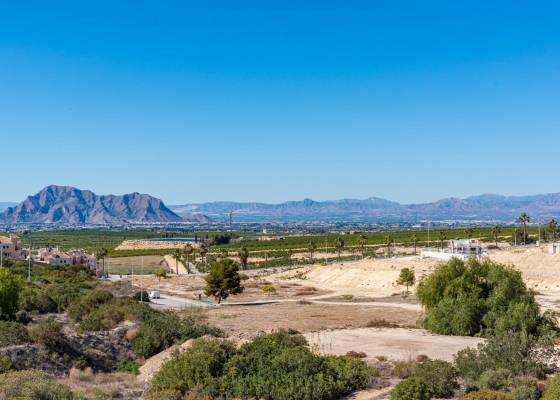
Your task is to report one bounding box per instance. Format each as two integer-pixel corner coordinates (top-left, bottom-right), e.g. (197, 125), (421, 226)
(0, 235), (23, 260)
(35, 247), (97, 269)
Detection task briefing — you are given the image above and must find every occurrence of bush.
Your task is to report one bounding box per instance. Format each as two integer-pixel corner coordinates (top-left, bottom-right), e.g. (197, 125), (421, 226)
(19, 287), (57, 314)
(67, 289), (113, 322)
(222, 331), (372, 400)
(511, 382), (540, 400)
(0, 354), (13, 373)
(77, 297), (154, 332)
(151, 338), (236, 397)
(410, 359), (458, 397)
(151, 332), (374, 400)
(261, 284), (276, 294)
(463, 391), (513, 400)
(0, 268), (24, 320)
(30, 319), (66, 350)
(390, 377), (433, 400)
(0, 321), (31, 346)
(454, 331), (554, 391)
(48, 283), (86, 312)
(132, 290), (151, 302)
(542, 374), (560, 400)
(132, 310), (223, 358)
(118, 359), (140, 375)
(417, 259), (557, 337)
(0, 370), (78, 399)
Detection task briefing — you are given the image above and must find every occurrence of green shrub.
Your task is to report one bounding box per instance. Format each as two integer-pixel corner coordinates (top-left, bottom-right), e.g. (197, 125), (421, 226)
(0, 354), (13, 373)
(0, 321), (31, 346)
(132, 310), (223, 358)
(30, 319), (66, 350)
(390, 377), (433, 400)
(542, 374), (560, 400)
(222, 331), (372, 400)
(0, 268), (24, 320)
(511, 382), (540, 400)
(48, 283), (86, 312)
(410, 359), (458, 397)
(67, 289), (113, 322)
(454, 331), (553, 391)
(462, 391), (513, 400)
(0, 370), (79, 399)
(478, 368), (514, 391)
(19, 287), (57, 314)
(77, 297), (154, 332)
(132, 290), (151, 302)
(417, 258), (557, 337)
(151, 338), (236, 397)
(118, 359), (140, 375)
(151, 332), (373, 400)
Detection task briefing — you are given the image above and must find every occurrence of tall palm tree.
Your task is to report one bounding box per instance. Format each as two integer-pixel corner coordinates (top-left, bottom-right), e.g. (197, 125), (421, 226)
(172, 248), (182, 275)
(491, 226), (501, 247)
(358, 235), (367, 259)
(183, 244), (194, 272)
(411, 234), (418, 255)
(438, 231), (447, 250)
(96, 248), (108, 275)
(238, 246), (249, 270)
(335, 237), (344, 261)
(307, 241), (317, 261)
(548, 219), (558, 242)
(384, 235), (394, 257)
(199, 244), (208, 270)
(518, 212), (530, 244)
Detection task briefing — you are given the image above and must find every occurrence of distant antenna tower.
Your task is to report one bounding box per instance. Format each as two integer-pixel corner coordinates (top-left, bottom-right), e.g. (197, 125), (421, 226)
(229, 211), (233, 227)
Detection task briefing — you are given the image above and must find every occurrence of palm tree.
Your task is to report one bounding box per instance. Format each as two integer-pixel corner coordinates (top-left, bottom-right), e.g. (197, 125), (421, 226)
(518, 212), (530, 244)
(287, 249), (293, 266)
(96, 248), (108, 276)
(438, 231), (447, 250)
(199, 244), (208, 270)
(183, 244), (194, 272)
(172, 248), (182, 275)
(464, 228), (474, 239)
(411, 234), (418, 255)
(358, 235), (367, 259)
(307, 241), (317, 261)
(335, 237), (344, 261)
(548, 219), (558, 242)
(384, 235), (394, 257)
(238, 246), (249, 270)
(491, 226), (501, 247)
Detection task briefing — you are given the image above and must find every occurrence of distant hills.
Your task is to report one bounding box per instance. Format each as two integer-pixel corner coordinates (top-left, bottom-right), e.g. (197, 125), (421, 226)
(170, 193), (560, 224)
(0, 185), (187, 225)
(0, 202), (17, 212)
(3, 186), (560, 225)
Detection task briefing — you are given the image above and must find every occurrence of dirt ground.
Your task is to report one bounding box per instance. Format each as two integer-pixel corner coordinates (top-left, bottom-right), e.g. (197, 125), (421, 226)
(306, 327), (483, 363)
(206, 302), (420, 340)
(105, 255), (167, 275)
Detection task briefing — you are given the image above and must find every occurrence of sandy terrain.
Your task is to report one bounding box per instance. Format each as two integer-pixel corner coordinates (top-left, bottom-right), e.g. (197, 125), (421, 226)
(206, 302), (420, 340)
(116, 239), (199, 250)
(267, 256), (439, 297)
(488, 246), (560, 295)
(306, 327), (483, 363)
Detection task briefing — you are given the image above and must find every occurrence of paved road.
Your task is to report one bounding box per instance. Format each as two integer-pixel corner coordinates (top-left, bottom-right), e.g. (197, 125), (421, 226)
(149, 293), (215, 309)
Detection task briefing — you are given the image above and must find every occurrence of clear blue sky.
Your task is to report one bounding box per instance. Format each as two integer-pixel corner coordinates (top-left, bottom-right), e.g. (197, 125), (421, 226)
(1, 1), (559, 204)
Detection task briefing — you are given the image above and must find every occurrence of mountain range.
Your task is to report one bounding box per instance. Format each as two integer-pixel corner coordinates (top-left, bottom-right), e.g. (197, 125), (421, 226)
(2, 186), (560, 225)
(0, 185), (187, 225)
(169, 193), (560, 224)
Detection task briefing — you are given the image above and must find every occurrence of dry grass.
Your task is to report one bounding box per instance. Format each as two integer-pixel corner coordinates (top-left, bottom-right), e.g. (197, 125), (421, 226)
(59, 371), (142, 399)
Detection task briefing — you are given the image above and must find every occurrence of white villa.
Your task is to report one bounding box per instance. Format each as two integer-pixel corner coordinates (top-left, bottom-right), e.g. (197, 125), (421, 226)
(35, 247), (97, 269)
(421, 239), (483, 261)
(0, 235), (23, 260)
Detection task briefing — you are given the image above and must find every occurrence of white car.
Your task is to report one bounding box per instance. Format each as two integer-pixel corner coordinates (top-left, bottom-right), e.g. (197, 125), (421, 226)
(148, 291), (160, 299)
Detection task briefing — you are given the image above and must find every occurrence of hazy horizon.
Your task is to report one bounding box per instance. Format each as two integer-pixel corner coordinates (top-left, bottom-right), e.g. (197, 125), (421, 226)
(2, 1), (559, 204)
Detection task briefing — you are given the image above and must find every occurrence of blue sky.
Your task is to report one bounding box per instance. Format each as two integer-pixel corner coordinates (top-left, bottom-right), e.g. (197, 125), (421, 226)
(1, 1), (559, 204)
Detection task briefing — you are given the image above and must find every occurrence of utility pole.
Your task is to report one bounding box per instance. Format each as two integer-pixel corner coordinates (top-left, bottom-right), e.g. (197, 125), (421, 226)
(27, 244), (32, 282)
(140, 256), (144, 303)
